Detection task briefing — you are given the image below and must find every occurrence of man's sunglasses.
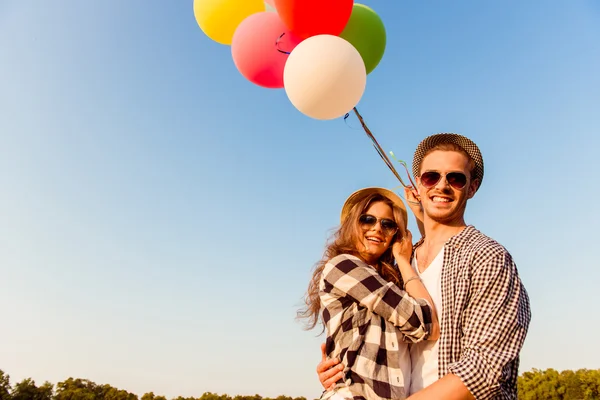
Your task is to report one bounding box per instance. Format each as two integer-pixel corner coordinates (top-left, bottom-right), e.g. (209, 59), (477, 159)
(420, 171), (468, 189)
(358, 214), (398, 236)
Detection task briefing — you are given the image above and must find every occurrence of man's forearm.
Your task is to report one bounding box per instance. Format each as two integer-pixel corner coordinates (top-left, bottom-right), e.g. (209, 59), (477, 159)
(407, 374), (475, 400)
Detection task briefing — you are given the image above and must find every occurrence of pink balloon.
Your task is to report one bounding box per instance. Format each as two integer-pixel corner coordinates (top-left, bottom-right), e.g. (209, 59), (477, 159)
(231, 12), (302, 88)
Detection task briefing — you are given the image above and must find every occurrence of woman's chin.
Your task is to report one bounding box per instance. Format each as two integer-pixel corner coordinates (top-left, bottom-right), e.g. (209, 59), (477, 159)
(360, 248), (386, 265)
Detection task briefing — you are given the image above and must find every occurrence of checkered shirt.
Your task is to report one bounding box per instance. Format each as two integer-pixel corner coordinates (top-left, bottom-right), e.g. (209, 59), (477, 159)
(413, 226), (531, 399)
(319, 254), (434, 400)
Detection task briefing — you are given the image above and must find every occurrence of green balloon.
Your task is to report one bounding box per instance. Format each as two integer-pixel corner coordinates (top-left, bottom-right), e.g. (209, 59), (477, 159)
(340, 4), (386, 75)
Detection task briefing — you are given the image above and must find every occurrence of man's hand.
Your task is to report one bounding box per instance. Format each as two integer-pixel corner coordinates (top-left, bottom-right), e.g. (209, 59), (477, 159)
(317, 343), (344, 391)
(404, 186), (423, 215)
(404, 186), (425, 237)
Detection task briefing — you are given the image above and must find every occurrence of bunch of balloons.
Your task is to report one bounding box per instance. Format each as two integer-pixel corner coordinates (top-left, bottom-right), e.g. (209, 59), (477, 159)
(194, 0), (386, 120)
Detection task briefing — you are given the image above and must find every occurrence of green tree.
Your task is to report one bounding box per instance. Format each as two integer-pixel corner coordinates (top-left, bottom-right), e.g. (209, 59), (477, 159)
(141, 393), (167, 400)
(10, 378), (53, 400)
(518, 368), (562, 400)
(578, 369), (600, 399)
(104, 386), (138, 400)
(197, 393), (230, 400)
(518, 368), (600, 399)
(55, 377), (102, 400)
(38, 382), (54, 400)
(560, 369), (583, 399)
(0, 371), (10, 400)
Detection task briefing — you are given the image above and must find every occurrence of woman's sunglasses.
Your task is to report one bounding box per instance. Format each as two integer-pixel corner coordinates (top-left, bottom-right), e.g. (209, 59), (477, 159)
(420, 171), (468, 189)
(358, 214), (398, 236)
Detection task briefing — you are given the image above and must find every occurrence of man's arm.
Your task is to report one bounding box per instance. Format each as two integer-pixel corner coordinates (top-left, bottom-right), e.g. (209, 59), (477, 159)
(317, 343), (344, 391)
(407, 374), (474, 400)
(404, 186), (425, 237)
(412, 249), (531, 399)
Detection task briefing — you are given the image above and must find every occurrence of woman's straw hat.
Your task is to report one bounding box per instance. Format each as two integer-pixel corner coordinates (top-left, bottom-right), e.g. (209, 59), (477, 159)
(340, 187), (408, 229)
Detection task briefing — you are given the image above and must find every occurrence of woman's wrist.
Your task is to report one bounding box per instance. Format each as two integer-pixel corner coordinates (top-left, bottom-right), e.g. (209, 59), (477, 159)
(403, 275), (421, 287)
(394, 253), (410, 263)
(395, 256), (413, 274)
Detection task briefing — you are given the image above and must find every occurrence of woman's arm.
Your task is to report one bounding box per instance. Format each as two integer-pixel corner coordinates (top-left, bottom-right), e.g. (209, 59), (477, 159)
(396, 258), (440, 341)
(321, 253), (432, 342)
(393, 230), (440, 341)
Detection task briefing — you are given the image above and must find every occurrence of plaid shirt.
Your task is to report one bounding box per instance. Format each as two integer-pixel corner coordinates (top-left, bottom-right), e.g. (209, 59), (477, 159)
(413, 226), (531, 399)
(319, 254), (434, 400)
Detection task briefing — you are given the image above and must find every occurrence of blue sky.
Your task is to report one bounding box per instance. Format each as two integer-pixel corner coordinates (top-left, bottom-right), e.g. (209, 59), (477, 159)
(1, 0), (599, 398)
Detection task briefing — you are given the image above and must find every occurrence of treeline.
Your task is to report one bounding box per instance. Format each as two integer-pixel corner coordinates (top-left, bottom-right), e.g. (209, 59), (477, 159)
(518, 368), (600, 399)
(3, 367), (600, 400)
(0, 370), (308, 400)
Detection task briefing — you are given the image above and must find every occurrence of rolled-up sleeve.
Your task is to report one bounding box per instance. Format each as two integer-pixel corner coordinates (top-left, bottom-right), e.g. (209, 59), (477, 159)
(448, 251), (531, 399)
(322, 254), (433, 342)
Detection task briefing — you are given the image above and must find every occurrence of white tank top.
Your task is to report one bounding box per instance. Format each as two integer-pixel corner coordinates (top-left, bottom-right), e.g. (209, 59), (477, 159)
(408, 247), (444, 394)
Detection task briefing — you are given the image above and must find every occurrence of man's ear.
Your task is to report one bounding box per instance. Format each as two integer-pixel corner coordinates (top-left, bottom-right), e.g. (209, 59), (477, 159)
(467, 179), (480, 199)
(414, 178), (422, 200)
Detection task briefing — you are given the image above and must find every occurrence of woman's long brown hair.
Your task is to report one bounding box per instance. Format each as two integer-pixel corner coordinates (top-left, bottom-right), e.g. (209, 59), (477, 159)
(297, 193), (407, 331)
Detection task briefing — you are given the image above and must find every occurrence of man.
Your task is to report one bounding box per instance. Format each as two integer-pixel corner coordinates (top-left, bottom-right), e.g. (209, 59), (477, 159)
(317, 133), (531, 399)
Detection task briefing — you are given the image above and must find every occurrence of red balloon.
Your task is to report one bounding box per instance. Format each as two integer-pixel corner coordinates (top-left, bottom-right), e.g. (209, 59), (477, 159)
(274, 0), (353, 39)
(231, 12), (302, 88)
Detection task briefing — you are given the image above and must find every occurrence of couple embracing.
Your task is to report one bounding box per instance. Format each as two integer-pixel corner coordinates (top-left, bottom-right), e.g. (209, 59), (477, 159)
(298, 133), (531, 400)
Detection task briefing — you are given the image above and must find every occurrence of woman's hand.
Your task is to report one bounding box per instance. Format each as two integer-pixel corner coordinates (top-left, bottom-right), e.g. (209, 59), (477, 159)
(392, 229), (413, 263)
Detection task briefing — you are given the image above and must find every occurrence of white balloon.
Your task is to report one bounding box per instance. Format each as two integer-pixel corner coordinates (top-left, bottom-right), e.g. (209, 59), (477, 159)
(283, 34), (367, 120)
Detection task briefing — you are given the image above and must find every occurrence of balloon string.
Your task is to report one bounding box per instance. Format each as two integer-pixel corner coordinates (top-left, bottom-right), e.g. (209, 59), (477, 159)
(344, 107), (416, 189)
(389, 151), (417, 189)
(276, 33), (291, 55)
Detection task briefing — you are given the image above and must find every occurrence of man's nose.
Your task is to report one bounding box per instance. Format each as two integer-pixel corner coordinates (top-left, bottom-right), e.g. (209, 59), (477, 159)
(435, 174), (450, 189)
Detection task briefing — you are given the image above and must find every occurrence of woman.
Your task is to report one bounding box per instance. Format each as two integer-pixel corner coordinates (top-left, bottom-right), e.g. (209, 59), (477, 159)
(298, 187), (439, 400)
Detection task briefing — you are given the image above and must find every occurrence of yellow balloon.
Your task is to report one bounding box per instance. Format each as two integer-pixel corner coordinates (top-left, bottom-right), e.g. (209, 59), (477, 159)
(194, 0), (265, 45)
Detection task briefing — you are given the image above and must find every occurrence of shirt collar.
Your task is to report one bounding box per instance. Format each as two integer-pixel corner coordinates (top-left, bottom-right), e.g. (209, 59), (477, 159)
(413, 225), (476, 250)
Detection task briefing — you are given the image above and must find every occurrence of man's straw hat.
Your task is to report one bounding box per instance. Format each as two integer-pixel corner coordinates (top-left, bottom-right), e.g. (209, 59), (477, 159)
(412, 133), (484, 187)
